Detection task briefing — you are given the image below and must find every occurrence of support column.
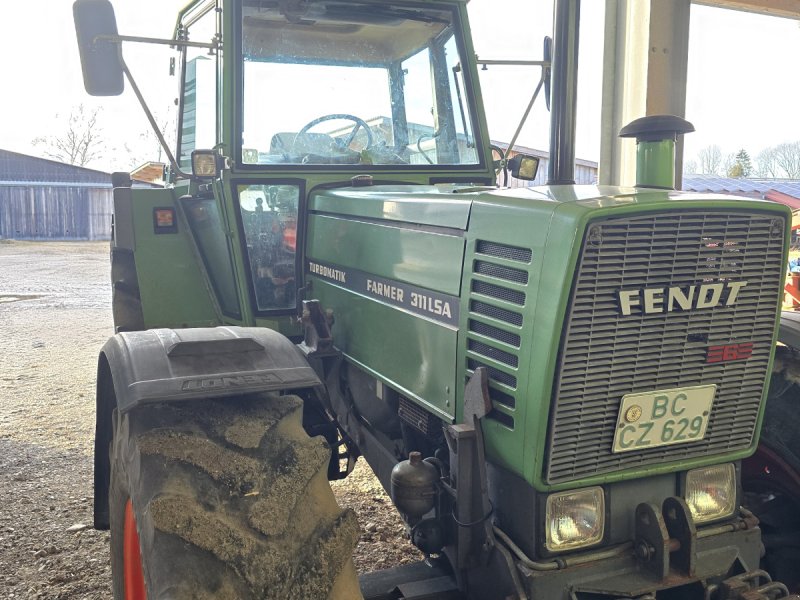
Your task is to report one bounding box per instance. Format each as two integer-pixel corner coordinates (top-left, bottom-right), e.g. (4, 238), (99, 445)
(599, 0), (691, 188)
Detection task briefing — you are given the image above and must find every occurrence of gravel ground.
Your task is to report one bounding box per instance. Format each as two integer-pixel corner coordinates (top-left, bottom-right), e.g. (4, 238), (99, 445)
(0, 240), (418, 599)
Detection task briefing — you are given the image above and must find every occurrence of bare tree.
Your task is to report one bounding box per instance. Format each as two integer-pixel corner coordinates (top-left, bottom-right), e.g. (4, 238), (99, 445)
(774, 142), (800, 179)
(722, 152), (737, 177)
(697, 144), (723, 175)
(755, 147), (780, 178)
(119, 111), (178, 171)
(683, 158), (698, 176)
(32, 104), (105, 167)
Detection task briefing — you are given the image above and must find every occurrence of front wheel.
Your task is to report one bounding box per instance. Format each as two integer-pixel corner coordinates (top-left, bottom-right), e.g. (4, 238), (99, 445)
(109, 394), (362, 599)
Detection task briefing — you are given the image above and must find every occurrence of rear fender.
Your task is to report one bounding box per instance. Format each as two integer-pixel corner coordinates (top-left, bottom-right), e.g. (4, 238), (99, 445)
(778, 310), (800, 354)
(93, 326), (320, 529)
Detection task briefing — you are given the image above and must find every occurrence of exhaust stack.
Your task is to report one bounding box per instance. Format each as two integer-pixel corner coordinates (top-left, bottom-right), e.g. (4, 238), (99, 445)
(619, 115), (695, 189)
(547, 0), (581, 185)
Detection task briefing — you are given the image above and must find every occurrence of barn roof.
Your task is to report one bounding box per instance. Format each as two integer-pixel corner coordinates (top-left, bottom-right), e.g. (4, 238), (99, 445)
(0, 149), (111, 187)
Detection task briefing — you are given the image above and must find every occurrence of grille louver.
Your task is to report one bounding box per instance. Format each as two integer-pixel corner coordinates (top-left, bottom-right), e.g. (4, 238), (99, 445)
(474, 261), (529, 284)
(468, 320), (521, 347)
(472, 280), (526, 305)
(545, 212), (785, 484)
(477, 240), (533, 263)
(467, 240), (532, 430)
(470, 301), (523, 327)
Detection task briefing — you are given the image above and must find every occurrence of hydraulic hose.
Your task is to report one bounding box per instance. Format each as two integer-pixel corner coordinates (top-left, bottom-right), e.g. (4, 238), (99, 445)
(492, 525), (633, 571)
(494, 507), (758, 572)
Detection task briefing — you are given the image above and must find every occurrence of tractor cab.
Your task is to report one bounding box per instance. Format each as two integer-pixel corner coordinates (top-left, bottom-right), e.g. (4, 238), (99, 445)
(236, 2), (481, 168)
(150, 0), (499, 333)
(167, 0), (491, 176)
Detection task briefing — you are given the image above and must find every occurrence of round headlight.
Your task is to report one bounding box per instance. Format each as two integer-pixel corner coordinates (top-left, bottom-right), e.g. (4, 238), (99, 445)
(545, 486), (605, 552)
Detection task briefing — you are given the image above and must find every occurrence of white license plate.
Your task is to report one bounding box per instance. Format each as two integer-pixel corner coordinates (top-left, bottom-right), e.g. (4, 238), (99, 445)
(612, 385), (717, 454)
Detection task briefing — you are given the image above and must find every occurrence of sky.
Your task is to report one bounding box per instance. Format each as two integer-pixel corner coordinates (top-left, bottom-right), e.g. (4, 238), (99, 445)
(1, 1), (799, 175)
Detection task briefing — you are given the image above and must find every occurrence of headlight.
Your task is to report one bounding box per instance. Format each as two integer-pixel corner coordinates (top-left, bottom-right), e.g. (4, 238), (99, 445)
(684, 463), (736, 524)
(545, 487), (605, 552)
(191, 150), (219, 178)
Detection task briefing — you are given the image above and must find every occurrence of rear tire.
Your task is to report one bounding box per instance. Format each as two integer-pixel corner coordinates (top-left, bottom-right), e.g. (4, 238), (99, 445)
(743, 345), (800, 592)
(109, 394), (362, 599)
(761, 346), (800, 472)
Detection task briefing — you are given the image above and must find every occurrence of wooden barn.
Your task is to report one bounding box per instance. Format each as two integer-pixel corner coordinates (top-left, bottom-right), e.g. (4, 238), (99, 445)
(0, 149), (113, 241)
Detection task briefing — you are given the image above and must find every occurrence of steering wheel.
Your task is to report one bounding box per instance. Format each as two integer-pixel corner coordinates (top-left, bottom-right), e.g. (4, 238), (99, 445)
(294, 113), (374, 152)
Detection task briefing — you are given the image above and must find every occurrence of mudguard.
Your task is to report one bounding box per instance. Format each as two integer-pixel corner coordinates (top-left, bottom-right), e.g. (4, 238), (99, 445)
(100, 326), (319, 411)
(93, 326), (320, 528)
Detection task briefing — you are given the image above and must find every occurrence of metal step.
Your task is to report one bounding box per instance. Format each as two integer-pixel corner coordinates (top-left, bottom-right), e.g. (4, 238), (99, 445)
(360, 560), (463, 600)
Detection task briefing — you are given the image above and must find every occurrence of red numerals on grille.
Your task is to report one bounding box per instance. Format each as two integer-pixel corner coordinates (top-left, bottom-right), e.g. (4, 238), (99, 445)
(707, 342), (754, 363)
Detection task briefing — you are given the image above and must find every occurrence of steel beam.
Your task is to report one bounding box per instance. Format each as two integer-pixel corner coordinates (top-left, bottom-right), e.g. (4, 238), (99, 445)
(600, 0), (691, 188)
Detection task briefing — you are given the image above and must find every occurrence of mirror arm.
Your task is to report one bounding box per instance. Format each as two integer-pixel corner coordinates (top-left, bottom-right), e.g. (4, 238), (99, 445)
(504, 72), (546, 162)
(96, 33), (218, 51)
(119, 56), (192, 180)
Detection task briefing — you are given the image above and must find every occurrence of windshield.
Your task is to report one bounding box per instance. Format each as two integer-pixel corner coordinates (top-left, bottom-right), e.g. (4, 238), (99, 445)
(240, 2), (480, 167)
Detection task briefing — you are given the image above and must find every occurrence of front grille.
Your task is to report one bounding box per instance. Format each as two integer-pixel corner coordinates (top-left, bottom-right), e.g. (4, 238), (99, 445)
(545, 212), (785, 484)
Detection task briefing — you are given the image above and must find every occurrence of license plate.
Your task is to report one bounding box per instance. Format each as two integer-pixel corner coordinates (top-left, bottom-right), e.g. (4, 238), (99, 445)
(612, 385), (716, 454)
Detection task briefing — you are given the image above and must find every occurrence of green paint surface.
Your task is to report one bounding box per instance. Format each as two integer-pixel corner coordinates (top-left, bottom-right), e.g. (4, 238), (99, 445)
(129, 189), (220, 329)
(311, 186), (473, 229)
(121, 0), (792, 499)
(314, 278), (457, 419)
(636, 140), (676, 189)
(307, 214), (465, 296)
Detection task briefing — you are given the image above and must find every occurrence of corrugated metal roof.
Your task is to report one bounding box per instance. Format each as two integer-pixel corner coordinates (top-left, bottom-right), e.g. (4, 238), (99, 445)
(764, 190), (800, 211)
(0, 149), (111, 186)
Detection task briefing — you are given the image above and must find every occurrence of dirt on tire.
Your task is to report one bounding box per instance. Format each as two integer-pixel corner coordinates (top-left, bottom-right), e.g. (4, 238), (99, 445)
(111, 395), (362, 599)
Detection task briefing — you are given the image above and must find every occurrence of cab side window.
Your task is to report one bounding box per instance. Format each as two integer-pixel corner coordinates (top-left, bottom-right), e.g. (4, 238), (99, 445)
(238, 184), (299, 312)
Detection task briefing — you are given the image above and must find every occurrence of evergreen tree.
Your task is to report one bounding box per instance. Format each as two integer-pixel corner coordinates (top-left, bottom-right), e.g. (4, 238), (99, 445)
(728, 149), (753, 178)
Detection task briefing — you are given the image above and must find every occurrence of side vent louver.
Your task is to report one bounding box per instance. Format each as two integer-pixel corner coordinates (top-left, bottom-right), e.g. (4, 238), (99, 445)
(470, 301), (523, 327)
(468, 340), (519, 368)
(474, 261), (529, 284)
(468, 320), (521, 347)
(476, 240), (533, 263)
(467, 240), (532, 431)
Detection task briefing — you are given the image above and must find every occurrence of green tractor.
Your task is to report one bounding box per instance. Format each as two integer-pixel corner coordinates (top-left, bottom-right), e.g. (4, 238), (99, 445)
(74, 0), (800, 598)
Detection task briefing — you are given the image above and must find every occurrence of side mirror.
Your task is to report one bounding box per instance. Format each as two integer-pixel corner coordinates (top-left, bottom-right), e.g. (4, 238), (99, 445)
(73, 0), (124, 96)
(508, 154), (540, 181)
(543, 36), (553, 112)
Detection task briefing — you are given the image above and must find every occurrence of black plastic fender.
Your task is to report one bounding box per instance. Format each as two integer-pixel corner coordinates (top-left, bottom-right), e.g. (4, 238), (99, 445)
(779, 310), (800, 350)
(767, 312), (800, 473)
(93, 326), (320, 529)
